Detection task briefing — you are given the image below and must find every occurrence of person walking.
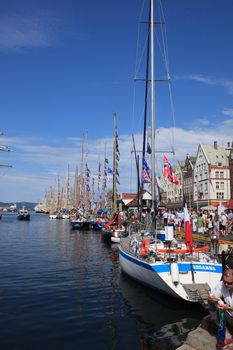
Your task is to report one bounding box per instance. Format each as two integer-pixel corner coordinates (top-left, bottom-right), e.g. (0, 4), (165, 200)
(220, 212), (228, 236)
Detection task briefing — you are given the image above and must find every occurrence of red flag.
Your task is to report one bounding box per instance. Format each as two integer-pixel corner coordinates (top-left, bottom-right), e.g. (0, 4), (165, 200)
(172, 172), (179, 185)
(163, 155), (172, 182)
(184, 204), (193, 250)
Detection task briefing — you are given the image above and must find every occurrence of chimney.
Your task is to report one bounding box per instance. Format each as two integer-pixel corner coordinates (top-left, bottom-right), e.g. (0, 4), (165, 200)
(214, 141), (218, 149)
(228, 142), (231, 148)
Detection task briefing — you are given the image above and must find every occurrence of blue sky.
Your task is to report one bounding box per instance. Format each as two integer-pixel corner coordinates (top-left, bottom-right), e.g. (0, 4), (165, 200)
(0, 0), (233, 203)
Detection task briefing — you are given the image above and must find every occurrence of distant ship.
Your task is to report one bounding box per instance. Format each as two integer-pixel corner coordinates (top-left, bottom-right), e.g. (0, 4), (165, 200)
(17, 206), (30, 220)
(34, 202), (49, 214)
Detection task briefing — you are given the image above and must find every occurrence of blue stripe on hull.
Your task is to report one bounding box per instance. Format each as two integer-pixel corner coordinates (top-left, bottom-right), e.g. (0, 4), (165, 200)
(119, 248), (222, 274)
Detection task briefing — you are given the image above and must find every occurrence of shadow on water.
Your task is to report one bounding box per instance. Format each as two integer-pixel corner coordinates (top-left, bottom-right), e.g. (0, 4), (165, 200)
(118, 265), (205, 350)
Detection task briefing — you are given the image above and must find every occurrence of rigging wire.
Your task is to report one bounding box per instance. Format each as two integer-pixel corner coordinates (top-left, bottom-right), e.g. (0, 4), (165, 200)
(153, 0), (177, 167)
(158, 1), (176, 159)
(130, 0), (148, 192)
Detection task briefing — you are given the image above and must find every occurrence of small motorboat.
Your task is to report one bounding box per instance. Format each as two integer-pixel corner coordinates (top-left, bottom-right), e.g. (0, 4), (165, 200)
(17, 207), (30, 220)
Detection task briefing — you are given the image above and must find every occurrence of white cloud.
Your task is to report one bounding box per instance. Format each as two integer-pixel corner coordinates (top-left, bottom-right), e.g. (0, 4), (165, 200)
(175, 74), (233, 97)
(192, 118), (211, 126)
(222, 108), (233, 117)
(0, 13), (59, 51)
(0, 119), (232, 202)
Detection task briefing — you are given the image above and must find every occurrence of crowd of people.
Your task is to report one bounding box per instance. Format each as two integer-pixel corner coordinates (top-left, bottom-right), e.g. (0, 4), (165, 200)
(158, 208), (233, 238)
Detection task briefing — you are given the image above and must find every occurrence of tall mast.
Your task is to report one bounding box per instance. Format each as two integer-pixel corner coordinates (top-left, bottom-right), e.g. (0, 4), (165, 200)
(112, 112), (117, 214)
(74, 165), (79, 207)
(80, 133), (85, 207)
(150, 0), (155, 210)
(102, 143), (107, 210)
(65, 164), (70, 209)
(57, 176), (61, 210)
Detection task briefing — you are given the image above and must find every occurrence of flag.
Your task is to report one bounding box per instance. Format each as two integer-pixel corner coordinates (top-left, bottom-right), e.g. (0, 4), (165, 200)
(97, 162), (101, 191)
(184, 203), (193, 250)
(141, 169), (151, 184)
(147, 142), (152, 154)
(107, 166), (113, 175)
(163, 155), (172, 182)
(141, 157), (151, 184)
(142, 157), (150, 171)
(172, 172), (179, 185)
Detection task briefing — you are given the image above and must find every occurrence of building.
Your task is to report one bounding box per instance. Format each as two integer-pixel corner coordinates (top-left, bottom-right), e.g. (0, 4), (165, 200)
(226, 141), (233, 200)
(162, 163), (183, 209)
(193, 141), (230, 208)
(182, 154), (196, 209)
(120, 190), (152, 211)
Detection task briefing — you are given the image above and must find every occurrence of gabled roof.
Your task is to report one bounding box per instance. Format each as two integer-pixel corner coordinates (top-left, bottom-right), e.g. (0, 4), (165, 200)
(200, 144), (229, 166)
(189, 156), (196, 164)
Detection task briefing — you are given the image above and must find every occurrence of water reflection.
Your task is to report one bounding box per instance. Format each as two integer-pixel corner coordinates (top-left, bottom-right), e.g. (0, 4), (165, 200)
(0, 215), (205, 350)
(119, 268), (205, 349)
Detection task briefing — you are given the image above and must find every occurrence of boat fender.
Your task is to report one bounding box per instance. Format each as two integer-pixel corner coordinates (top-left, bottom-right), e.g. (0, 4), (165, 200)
(140, 239), (150, 256)
(170, 262), (179, 285)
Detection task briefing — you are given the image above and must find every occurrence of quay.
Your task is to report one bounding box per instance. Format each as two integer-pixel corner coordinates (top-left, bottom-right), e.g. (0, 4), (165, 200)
(177, 233), (233, 350)
(177, 316), (221, 350)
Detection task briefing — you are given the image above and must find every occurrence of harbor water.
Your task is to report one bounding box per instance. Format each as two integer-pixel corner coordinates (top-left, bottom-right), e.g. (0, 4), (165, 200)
(0, 213), (204, 350)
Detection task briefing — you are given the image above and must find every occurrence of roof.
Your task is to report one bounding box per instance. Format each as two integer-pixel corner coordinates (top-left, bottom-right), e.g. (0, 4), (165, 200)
(189, 156), (196, 164)
(121, 190), (151, 200)
(201, 144), (229, 166)
(121, 193), (137, 200)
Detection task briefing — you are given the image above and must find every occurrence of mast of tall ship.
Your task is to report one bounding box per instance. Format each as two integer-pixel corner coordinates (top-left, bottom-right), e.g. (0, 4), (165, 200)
(150, 0), (156, 228)
(112, 112), (117, 215)
(65, 164), (70, 209)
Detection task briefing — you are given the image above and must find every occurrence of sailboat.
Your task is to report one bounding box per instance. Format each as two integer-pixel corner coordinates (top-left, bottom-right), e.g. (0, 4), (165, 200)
(119, 0), (222, 306)
(100, 113), (126, 242)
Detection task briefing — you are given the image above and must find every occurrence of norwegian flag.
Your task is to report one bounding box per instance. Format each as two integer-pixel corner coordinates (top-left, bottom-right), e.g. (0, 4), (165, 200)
(163, 155), (173, 181)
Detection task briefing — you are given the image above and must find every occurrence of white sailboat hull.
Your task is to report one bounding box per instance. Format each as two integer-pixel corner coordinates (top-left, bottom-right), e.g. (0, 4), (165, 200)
(119, 247), (222, 302)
